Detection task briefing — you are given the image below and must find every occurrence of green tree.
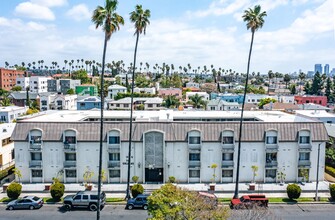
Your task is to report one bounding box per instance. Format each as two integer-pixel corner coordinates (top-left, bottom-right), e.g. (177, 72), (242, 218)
(258, 97), (277, 109)
(0, 93), (11, 106)
(71, 69), (90, 84)
(147, 183), (229, 220)
(234, 4), (267, 199)
(304, 81), (312, 95)
(66, 88), (75, 95)
(127, 4), (150, 199)
(188, 93), (207, 109)
(11, 86), (22, 91)
(283, 74), (291, 88)
(289, 84), (297, 95)
(299, 72), (306, 94)
(92, 0), (124, 217)
(7, 182), (22, 199)
(163, 95), (180, 109)
(325, 77), (334, 102)
(135, 74), (150, 88)
(311, 72), (323, 95)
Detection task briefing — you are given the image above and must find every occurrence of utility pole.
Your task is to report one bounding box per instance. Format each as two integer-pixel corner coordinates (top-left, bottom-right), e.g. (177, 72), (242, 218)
(315, 143), (321, 201)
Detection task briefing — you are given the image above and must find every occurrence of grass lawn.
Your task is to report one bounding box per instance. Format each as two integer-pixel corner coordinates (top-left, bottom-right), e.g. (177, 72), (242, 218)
(106, 198), (125, 203)
(218, 197), (329, 204)
(0, 197), (14, 203)
(43, 197), (63, 203)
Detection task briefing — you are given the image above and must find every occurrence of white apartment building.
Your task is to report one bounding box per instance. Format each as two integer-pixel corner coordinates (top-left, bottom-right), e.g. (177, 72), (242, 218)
(133, 87), (156, 95)
(40, 94), (77, 111)
(0, 123), (15, 169)
(107, 85), (127, 100)
(16, 76), (49, 93)
(12, 110), (327, 184)
(0, 106), (28, 123)
(108, 97), (163, 111)
(245, 94), (277, 104)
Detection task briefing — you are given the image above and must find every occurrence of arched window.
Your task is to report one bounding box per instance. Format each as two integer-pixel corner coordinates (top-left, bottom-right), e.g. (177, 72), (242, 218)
(108, 130), (121, 145)
(188, 130), (201, 145)
(265, 130), (278, 145)
(298, 130), (311, 145)
(222, 130), (234, 145)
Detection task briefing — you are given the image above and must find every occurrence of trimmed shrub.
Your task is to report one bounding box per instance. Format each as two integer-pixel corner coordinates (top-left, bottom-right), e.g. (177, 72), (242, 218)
(286, 184), (301, 200)
(131, 183), (144, 198)
(7, 182), (22, 199)
(132, 176), (139, 183)
(168, 176), (176, 183)
(325, 166), (335, 177)
(50, 182), (65, 201)
(330, 184), (335, 200)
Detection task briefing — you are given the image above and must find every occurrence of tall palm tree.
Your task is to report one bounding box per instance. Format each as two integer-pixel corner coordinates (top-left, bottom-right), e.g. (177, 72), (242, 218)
(92, 0), (124, 218)
(234, 5), (266, 199)
(188, 93), (207, 109)
(299, 72), (306, 94)
(126, 4), (150, 200)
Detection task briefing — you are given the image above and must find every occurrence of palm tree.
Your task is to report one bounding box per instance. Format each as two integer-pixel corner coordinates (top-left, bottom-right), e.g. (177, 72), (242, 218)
(188, 94), (207, 109)
(299, 72), (306, 94)
(92, 0), (124, 218)
(126, 4), (150, 200)
(234, 5), (266, 199)
(163, 95), (180, 108)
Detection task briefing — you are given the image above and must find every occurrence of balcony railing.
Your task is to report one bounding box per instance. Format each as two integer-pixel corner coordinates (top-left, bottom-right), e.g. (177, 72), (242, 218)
(221, 160), (234, 168)
(189, 145), (201, 151)
(299, 145), (312, 152)
(265, 160), (278, 168)
(189, 161), (201, 168)
(108, 161), (120, 168)
(222, 144), (235, 152)
(29, 142), (42, 151)
(265, 144), (279, 152)
(64, 143), (76, 151)
(298, 160), (311, 167)
(29, 160), (42, 168)
(64, 161), (77, 168)
(108, 146), (120, 153)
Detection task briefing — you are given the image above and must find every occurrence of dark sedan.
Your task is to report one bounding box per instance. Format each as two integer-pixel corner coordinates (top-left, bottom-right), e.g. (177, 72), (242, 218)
(7, 196), (44, 210)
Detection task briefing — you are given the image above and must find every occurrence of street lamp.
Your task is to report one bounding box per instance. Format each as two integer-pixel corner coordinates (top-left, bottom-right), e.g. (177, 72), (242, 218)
(315, 142), (321, 201)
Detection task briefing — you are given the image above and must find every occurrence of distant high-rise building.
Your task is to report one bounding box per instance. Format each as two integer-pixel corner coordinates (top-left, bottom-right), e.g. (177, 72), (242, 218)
(314, 64), (322, 74)
(324, 64), (330, 75)
(331, 68), (335, 77)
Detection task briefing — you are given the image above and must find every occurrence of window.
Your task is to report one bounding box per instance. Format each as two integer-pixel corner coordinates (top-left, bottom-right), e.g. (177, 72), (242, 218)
(74, 195), (81, 200)
(189, 136), (200, 145)
(57, 100), (62, 106)
(80, 103), (85, 107)
(123, 104), (129, 108)
(265, 169), (276, 178)
(299, 136), (310, 144)
(189, 153), (200, 161)
(222, 170), (233, 177)
(299, 152), (310, 161)
(109, 153), (120, 161)
(148, 104), (153, 108)
(109, 170), (120, 178)
(41, 101), (47, 105)
(222, 153), (233, 161)
(266, 136), (277, 144)
(65, 153), (76, 161)
(65, 136), (76, 144)
(31, 152), (42, 160)
(266, 153), (277, 163)
(189, 170), (200, 178)
(222, 136), (234, 144)
(65, 170), (76, 178)
(30, 136), (42, 143)
(109, 136), (120, 144)
(82, 195), (89, 200)
(32, 170), (42, 177)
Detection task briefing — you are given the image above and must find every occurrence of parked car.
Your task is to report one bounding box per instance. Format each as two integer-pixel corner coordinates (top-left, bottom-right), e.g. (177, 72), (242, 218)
(63, 191), (106, 211)
(126, 194), (149, 210)
(230, 194), (268, 209)
(7, 196), (44, 210)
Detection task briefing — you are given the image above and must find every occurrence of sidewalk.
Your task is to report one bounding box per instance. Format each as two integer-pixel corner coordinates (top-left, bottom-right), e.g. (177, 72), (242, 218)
(0, 181), (331, 199)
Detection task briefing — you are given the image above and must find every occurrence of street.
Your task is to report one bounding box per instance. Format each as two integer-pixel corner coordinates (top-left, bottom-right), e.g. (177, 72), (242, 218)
(1, 203), (335, 220)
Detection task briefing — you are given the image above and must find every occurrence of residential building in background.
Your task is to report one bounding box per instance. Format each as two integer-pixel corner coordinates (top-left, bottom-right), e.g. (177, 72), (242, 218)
(294, 95), (327, 107)
(295, 110), (335, 124)
(16, 76), (49, 93)
(133, 87), (156, 95)
(185, 92), (209, 102)
(108, 97), (163, 110)
(8, 92), (39, 107)
(107, 85), (127, 100)
(0, 106), (28, 123)
(0, 123), (15, 169)
(75, 85), (98, 96)
(59, 79), (81, 94)
(77, 96), (101, 110)
(15, 77), (30, 90)
(47, 79), (60, 93)
(158, 88), (182, 100)
(0, 68), (25, 91)
(12, 110), (327, 184)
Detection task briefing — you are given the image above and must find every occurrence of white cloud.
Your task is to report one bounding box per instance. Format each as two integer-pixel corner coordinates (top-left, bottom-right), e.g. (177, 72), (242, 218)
(66, 4), (91, 22)
(31, 0), (67, 8)
(15, 2), (55, 21)
(27, 21), (47, 31)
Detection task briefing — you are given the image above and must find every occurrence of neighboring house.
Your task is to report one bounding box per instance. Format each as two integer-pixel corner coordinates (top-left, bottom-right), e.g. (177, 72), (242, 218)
(12, 110), (327, 184)
(52, 94), (77, 110)
(133, 87), (156, 95)
(295, 95), (327, 107)
(108, 97), (163, 110)
(0, 68), (25, 91)
(75, 85), (98, 96)
(107, 85), (127, 100)
(115, 74), (132, 84)
(59, 79), (81, 94)
(0, 123), (15, 169)
(185, 82), (200, 88)
(263, 102), (299, 112)
(295, 110), (335, 124)
(246, 94), (276, 105)
(277, 95), (295, 104)
(39, 93), (57, 111)
(185, 92), (209, 102)
(158, 88), (182, 99)
(16, 76), (49, 93)
(0, 106), (28, 123)
(77, 96), (101, 110)
(210, 93), (244, 104)
(47, 79), (60, 93)
(8, 92), (39, 107)
(207, 99), (239, 111)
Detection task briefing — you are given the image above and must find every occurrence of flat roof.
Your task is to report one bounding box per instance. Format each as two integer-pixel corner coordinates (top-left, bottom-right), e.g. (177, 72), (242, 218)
(295, 110), (335, 118)
(17, 109), (314, 123)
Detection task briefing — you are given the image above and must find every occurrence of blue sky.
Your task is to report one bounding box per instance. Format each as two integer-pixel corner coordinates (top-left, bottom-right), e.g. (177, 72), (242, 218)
(0, 0), (334, 74)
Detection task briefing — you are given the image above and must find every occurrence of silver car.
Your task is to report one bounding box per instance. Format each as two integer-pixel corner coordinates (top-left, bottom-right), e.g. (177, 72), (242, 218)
(7, 196), (44, 210)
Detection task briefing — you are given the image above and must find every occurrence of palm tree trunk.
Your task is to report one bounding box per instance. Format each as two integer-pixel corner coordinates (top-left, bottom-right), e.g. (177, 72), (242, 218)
(96, 32), (108, 220)
(234, 30), (255, 199)
(126, 31), (140, 199)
